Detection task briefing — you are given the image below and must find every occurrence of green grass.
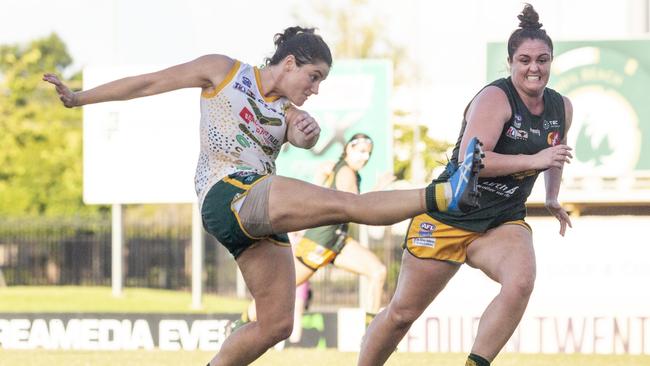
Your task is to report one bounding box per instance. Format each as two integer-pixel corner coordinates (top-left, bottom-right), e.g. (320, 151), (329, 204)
(0, 350), (647, 366)
(0, 286), (248, 313)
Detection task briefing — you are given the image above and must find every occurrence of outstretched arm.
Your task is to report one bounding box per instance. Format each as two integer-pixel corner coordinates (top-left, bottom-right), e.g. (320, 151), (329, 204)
(544, 96), (573, 236)
(43, 54), (234, 107)
(285, 107), (320, 149)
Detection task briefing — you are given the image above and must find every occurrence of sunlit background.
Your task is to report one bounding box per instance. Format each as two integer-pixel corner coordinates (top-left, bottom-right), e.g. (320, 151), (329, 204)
(0, 1), (649, 364)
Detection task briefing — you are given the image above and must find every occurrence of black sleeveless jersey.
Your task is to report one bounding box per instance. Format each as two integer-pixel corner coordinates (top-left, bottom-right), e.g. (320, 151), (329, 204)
(428, 77), (566, 232)
(302, 160), (361, 246)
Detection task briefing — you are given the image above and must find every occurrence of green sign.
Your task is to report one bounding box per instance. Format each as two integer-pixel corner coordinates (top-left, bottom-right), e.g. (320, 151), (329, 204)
(487, 41), (650, 177)
(276, 60), (392, 192)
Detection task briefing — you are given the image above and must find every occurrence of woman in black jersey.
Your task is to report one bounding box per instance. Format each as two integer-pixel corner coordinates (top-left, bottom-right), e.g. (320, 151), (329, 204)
(360, 5), (573, 366)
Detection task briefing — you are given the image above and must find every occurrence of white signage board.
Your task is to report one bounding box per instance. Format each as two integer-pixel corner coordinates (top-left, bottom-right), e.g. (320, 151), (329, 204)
(83, 65), (200, 204)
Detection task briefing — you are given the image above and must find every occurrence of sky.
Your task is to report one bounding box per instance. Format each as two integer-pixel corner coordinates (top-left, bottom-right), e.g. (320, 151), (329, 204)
(0, 0), (299, 70)
(1, 0), (647, 142)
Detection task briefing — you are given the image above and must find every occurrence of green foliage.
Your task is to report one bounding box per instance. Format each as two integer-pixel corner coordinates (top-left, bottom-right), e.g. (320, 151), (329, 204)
(0, 33), (100, 216)
(393, 124), (452, 181)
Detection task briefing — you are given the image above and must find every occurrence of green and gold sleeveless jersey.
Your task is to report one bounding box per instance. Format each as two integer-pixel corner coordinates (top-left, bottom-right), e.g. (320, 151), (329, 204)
(302, 160), (361, 249)
(194, 61), (290, 211)
(429, 77), (566, 232)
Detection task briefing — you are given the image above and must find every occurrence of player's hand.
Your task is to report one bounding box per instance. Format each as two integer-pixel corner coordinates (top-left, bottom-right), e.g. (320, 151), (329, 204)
(43, 73), (78, 108)
(533, 145), (572, 170)
(286, 108), (320, 148)
(545, 199), (572, 236)
(291, 111), (320, 138)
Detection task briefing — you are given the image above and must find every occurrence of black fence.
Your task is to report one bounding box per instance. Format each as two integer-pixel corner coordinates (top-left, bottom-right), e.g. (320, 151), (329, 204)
(0, 217), (112, 286)
(0, 214), (405, 308)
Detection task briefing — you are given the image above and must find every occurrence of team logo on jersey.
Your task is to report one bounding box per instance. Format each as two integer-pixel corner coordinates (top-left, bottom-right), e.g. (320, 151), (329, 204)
(238, 123), (274, 156)
(513, 114), (523, 128)
(543, 119), (560, 130)
(242, 76), (252, 88)
(239, 107), (254, 123)
(479, 181), (520, 197)
(247, 98), (283, 126)
(233, 82), (247, 94)
(547, 131), (560, 146)
(506, 127), (528, 141)
(232, 81), (258, 101)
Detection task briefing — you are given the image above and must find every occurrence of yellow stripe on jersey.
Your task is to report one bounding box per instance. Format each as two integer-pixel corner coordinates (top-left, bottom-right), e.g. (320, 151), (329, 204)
(202, 60), (241, 98)
(254, 67), (281, 103)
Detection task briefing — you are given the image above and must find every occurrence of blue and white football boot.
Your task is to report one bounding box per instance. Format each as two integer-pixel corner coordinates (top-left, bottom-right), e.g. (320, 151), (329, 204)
(427, 137), (484, 213)
(446, 137), (484, 212)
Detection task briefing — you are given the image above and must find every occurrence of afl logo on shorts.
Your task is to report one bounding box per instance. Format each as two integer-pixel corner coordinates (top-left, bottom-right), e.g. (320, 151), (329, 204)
(418, 222), (435, 237)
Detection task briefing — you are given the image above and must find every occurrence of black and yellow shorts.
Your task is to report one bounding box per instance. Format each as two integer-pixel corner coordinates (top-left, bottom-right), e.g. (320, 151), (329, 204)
(403, 214), (531, 263)
(201, 172), (290, 258)
(294, 236), (352, 270)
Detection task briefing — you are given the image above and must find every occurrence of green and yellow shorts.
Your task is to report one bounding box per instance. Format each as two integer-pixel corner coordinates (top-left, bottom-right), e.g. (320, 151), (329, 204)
(403, 214), (531, 263)
(294, 236), (352, 270)
(201, 172), (290, 258)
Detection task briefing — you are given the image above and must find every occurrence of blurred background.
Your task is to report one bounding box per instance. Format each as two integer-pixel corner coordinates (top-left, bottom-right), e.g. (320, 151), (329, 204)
(0, 0), (649, 360)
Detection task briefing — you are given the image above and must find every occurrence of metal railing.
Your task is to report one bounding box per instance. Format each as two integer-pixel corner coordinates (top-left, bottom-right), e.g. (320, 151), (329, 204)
(0, 215), (405, 308)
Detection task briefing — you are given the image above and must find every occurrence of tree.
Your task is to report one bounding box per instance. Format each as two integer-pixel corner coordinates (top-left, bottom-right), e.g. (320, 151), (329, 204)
(0, 33), (103, 216)
(293, 0), (451, 181)
(393, 122), (452, 181)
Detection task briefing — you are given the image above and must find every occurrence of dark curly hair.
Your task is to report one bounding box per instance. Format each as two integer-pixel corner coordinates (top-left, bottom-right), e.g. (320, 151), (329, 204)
(507, 3), (554, 61)
(266, 26), (332, 67)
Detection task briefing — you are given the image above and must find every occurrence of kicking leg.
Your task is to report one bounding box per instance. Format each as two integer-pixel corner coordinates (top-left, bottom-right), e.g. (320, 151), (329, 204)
(268, 138), (484, 233)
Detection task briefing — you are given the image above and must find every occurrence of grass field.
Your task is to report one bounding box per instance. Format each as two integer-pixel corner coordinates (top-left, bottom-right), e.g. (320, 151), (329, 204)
(0, 349), (648, 366)
(0, 286), (248, 313)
